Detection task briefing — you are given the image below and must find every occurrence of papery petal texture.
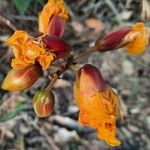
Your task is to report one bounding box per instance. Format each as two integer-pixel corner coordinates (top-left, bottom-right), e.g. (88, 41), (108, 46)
(124, 22), (149, 55)
(7, 30), (55, 70)
(74, 64), (121, 146)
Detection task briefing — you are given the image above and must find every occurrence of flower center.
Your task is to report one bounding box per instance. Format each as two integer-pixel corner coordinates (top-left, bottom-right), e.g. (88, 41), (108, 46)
(27, 49), (36, 56)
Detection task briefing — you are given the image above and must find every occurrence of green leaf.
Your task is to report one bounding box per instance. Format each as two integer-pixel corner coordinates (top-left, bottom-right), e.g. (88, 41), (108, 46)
(0, 102), (31, 122)
(13, 0), (32, 15)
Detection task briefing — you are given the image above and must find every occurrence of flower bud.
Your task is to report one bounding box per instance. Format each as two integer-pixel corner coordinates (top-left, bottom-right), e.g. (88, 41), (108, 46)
(95, 27), (131, 52)
(75, 64), (106, 98)
(95, 22), (149, 55)
(42, 35), (70, 59)
(2, 65), (42, 91)
(33, 90), (55, 118)
(38, 0), (69, 34)
(48, 15), (66, 37)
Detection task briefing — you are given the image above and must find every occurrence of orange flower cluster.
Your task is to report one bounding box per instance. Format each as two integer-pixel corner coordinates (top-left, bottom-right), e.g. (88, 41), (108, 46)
(6, 0), (69, 71)
(39, 0), (69, 34)
(74, 64), (121, 146)
(7, 31), (55, 70)
(3, 0), (70, 92)
(2, 0), (150, 147)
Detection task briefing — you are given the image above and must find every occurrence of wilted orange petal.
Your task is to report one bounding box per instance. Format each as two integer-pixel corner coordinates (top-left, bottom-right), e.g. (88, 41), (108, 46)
(124, 22), (149, 55)
(38, 53), (54, 70)
(97, 118), (121, 146)
(11, 58), (29, 70)
(6, 30), (29, 57)
(74, 64), (121, 146)
(76, 87), (121, 146)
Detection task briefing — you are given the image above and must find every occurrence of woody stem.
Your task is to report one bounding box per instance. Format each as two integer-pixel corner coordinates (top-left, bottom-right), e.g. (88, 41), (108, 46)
(73, 46), (96, 63)
(45, 74), (58, 92)
(45, 64), (69, 91)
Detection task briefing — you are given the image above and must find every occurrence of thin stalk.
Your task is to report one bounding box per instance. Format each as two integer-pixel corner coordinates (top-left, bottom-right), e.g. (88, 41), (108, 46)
(45, 46), (97, 91)
(73, 46), (96, 63)
(70, 64), (80, 72)
(45, 74), (58, 92)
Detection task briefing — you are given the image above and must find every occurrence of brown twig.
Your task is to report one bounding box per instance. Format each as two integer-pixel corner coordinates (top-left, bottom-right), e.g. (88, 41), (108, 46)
(0, 14), (17, 31)
(11, 15), (37, 21)
(28, 120), (60, 150)
(73, 46), (96, 63)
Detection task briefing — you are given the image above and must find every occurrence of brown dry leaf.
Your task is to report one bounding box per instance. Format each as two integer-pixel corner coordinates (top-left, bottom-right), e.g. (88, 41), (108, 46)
(85, 18), (105, 33)
(54, 79), (71, 88)
(71, 20), (84, 33)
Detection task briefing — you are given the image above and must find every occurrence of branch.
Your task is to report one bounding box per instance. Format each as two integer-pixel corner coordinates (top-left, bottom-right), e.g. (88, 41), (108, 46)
(0, 14), (17, 32)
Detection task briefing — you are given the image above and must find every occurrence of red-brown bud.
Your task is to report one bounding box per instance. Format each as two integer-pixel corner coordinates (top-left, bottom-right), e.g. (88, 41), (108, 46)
(48, 15), (66, 37)
(95, 27), (132, 52)
(33, 90), (55, 118)
(76, 64), (106, 98)
(2, 65), (42, 91)
(42, 35), (70, 59)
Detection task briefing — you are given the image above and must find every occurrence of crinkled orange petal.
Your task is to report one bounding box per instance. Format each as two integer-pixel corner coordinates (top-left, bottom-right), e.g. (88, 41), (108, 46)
(74, 83), (121, 146)
(7, 30), (55, 70)
(39, 0), (69, 34)
(22, 41), (45, 63)
(11, 58), (29, 70)
(38, 53), (54, 70)
(6, 30), (29, 57)
(125, 22), (149, 55)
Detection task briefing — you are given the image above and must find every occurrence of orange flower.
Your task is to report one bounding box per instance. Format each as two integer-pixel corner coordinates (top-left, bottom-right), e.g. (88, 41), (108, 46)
(123, 22), (149, 55)
(74, 64), (121, 146)
(39, 0), (69, 34)
(95, 22), (149, 55)
(7, 30), (55, 70)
